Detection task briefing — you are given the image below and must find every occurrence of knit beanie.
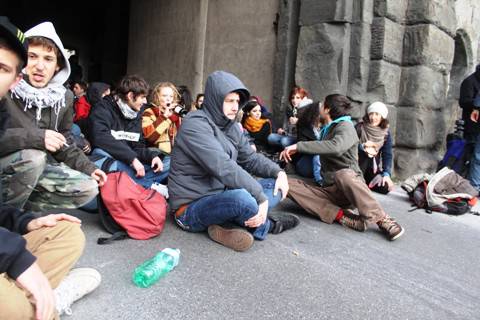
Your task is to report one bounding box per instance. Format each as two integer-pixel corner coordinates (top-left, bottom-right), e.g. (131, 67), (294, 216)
(367, 101), (388, 119)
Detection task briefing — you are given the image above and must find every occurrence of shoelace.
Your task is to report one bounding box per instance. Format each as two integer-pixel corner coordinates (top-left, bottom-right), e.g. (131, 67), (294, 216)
(381, 217), (398, 232)
(55, 283), (82, 316)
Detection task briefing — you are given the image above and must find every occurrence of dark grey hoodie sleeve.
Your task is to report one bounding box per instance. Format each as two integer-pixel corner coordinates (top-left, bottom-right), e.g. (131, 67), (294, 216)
(179, 119), (268, 203)
(235, 128), (282, 178)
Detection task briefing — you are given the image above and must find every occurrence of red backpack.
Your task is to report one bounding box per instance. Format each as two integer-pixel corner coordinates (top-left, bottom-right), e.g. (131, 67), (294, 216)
(97, 171), (167, 244)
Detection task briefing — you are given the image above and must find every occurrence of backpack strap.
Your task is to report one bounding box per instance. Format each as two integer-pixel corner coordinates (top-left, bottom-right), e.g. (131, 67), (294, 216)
(97, 231), (128, 245)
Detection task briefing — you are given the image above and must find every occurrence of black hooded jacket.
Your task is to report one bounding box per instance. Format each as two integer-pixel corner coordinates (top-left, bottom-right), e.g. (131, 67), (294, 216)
(459, 65), (480, 135)
(88, 95), (161, 165)
(168, 71), (282, 211)
(0, 100), (37, 281)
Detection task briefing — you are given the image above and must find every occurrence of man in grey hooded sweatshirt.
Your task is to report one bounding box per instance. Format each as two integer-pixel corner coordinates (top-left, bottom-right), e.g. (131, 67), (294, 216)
(169, 71), (299, 251)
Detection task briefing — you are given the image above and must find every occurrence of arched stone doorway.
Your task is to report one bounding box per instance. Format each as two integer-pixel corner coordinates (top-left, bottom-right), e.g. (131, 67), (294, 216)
(445, 31), (472, 134)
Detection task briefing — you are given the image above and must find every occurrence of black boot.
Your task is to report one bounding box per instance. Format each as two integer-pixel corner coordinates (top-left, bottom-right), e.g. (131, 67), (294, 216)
(269, 213), (300, 234)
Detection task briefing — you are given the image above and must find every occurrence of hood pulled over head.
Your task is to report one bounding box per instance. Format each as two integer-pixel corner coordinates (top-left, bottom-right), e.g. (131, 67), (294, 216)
(202, 70), (250, 129)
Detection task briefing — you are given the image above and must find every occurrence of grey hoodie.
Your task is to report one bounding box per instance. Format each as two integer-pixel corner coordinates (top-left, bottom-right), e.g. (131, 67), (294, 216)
(168, 71), (282, 211)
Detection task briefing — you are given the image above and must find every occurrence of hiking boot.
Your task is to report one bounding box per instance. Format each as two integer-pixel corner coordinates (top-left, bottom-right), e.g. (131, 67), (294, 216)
(377, 215), (405, 241)
(207, 225), (254, 252)
(54, 268), (101, 316)
(339, 209), (367, 232)
(269, 213), (300, 234)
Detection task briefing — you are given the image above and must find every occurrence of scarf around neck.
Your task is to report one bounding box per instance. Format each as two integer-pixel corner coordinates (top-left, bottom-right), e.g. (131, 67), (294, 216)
(243, 116), (270, 133)
(11, 78), (66, 130)
(358, 121), (388, 150)
(116, 98), (138, 120)
(319, 115), (352, 140)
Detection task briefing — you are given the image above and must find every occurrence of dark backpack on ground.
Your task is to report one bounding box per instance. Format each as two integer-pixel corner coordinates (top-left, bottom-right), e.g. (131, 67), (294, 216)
(409, 181), (474, 215)
(97, 171), (167, 244)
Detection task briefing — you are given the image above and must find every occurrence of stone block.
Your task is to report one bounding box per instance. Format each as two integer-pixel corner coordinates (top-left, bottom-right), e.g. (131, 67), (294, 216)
(403, 24), (455, 73)
(352, 0), (374, 24)
(394, 147), (440, 180)
(370, 17), (404, 64)
(348, 56), (370, 102)
(386, 104), (397, 145)
(299, 0), (353, 26)
(374, 0), (408, 23)
(367, 60), (401, 105)
(295, 23), (351, 100)
(348, 22), (371, 101)
(395, 107), (439, 148)
(406, 0), (456, 36)
(398, 65), (449, 108)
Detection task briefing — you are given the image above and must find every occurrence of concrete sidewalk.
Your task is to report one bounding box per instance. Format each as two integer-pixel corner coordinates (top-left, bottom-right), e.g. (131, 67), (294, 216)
(62, 187), (480, 320)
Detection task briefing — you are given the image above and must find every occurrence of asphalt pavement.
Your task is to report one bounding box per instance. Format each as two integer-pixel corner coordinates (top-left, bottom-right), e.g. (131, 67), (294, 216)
(60, 185), (480, 320)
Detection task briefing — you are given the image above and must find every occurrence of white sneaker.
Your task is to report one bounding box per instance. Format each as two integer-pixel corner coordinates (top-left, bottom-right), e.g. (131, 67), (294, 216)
(151, 183), (169, 199)
(54, 268), (101, 316)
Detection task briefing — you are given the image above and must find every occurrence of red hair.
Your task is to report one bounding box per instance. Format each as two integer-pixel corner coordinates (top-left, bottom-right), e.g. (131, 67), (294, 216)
(289, 86), (308, 101)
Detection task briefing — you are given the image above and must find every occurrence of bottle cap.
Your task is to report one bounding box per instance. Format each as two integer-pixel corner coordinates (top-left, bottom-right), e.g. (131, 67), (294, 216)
(162, 248), (180, 267)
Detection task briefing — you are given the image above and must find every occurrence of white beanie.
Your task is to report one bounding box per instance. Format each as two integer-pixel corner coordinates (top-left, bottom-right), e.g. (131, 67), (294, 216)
(367, 101), (388, 119)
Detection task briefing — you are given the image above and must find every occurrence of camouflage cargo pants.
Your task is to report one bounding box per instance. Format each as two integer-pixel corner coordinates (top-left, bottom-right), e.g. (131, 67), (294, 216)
(0, 149), (98, 211)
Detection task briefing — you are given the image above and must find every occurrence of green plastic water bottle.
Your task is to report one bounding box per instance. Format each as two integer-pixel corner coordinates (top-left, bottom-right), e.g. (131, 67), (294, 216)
(132, 248), (180, 288)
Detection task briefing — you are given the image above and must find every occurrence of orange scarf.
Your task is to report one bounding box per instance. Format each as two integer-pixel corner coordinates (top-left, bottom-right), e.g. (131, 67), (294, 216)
(243, 116), (270, 133)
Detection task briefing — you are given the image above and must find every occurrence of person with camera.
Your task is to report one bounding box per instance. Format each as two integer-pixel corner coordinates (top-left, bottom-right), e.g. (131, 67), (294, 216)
(88, 75), (169, 191)
(142, 82), (183, 156)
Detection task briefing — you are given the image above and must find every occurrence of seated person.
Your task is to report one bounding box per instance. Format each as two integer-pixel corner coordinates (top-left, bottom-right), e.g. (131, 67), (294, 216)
(194, 93), (204, 110)
(241, 100), (272, 150)
(86, 82), (110, 107)
(169, 70), (299, 252)
(268, 86), (309, 149)
(142, 82), (181, 156)
(72, 81), (90, 124)
(0, 21), (105, 211)
(355, 102), (393, 194)
(0, 17), (100, 318)
(250, 95), (272, 118)
(88, 75), (169, 190)
(281, 95), (404, 241)
(294, 100), (322, 185)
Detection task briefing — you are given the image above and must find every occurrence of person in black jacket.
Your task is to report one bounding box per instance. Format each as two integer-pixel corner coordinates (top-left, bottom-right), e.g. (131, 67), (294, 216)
(0, 17), (100, 319)
(88, 75), (169, 190)
(460, 65), (480, 190)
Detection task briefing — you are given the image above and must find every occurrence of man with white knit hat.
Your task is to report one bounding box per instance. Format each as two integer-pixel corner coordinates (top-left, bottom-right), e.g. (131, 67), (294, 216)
(0, 21), (107, 212)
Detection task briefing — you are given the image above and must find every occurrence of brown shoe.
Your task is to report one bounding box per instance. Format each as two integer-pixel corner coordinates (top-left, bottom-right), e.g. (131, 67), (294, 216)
(207, 225), (254, 252)
(377, 216), (404, 241)
(339, 209), (367, 232)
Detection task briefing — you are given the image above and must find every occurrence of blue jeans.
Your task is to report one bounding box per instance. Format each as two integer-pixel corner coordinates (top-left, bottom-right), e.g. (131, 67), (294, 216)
(175, 178), (282, 240)
(91, 148), (170, 189)
(267, 133), (296, 149)
(468, 132), (480, 190)
(295, 154), (322, 184)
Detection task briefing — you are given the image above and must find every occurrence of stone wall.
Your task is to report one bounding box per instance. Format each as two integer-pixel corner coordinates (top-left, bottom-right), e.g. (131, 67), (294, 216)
(277, 0), (480, 179)
(128, 0), (278, 107)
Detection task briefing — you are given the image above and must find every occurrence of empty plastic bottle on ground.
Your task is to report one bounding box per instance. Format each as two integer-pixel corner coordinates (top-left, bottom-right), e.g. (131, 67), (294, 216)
(132, 248), (180, 288)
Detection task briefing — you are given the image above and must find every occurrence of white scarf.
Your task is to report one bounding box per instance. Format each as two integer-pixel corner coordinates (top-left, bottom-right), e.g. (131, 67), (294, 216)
(116, 98), (138, 119)
(11, 79), (66, 130)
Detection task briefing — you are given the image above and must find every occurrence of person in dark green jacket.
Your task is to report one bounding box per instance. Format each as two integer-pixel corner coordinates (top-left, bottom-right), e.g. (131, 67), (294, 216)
(280, 94), (404, 241)
(0, 21), (106, 211)
(0, 17), (100, 319)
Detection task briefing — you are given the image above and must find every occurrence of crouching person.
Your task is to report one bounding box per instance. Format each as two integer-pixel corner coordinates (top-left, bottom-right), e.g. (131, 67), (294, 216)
(0, 17), (100, 319)
(281, 95), (404, 241)
(168, 71), (299, 252)
(88, 75), (169, 193)
(0, 21), (105, 211)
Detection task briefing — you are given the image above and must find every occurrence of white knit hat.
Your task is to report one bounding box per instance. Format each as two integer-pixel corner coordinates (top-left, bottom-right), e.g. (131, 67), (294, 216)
(367, 101), (388, 119)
